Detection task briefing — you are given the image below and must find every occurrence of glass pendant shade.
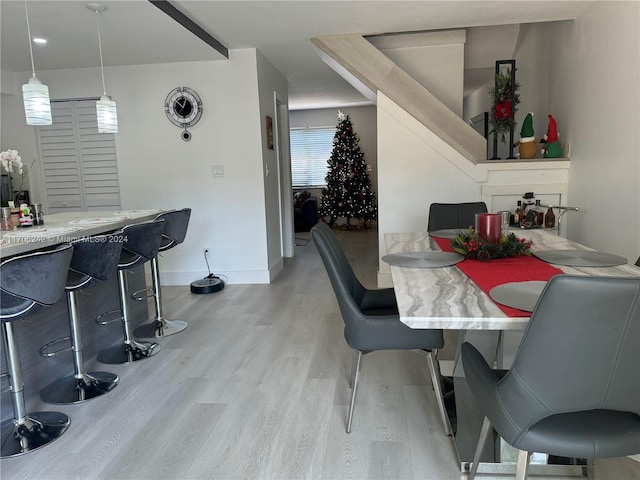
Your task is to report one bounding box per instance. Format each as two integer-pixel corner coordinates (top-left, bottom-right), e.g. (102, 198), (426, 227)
(22, 76), (52, 125)
(96, 95), (118, 133)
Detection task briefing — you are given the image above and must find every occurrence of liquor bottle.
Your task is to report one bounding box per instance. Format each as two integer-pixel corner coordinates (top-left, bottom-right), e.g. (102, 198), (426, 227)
(514, 201), (524, 226)
(544, 207), (556, 228)
(534, 200), (544, 226)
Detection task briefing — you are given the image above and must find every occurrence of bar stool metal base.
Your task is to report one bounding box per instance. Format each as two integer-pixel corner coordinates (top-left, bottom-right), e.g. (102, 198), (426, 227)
(97, 340), (160, 364)
(133, 319), (188, 338)
(1, 412), (70, 458)
(40, 372), (119, 404)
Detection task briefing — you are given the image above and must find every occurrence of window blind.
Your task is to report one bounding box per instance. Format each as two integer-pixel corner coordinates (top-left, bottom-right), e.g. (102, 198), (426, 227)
(290, 127), (334, 188)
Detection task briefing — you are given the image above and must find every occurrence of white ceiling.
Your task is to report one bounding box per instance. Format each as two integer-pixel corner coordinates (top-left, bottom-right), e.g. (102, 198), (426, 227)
(0, 1), (592, 110)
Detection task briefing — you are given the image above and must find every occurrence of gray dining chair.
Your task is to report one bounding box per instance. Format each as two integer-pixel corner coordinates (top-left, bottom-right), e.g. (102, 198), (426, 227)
(311, 222), (450, 434)
(462, 274), (640, 480)
(427, 201), (487, 232)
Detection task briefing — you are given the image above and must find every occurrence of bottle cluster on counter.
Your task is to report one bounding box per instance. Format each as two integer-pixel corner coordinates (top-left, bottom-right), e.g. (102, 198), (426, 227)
(511, 192), (555, 229)
(1, 202), (44, 231)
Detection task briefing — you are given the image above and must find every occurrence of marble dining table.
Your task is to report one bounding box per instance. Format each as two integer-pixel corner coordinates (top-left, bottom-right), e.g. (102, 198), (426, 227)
(384, 228), (640, 471)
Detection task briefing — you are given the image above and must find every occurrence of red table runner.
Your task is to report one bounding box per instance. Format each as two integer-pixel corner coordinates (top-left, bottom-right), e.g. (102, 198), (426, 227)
(432, 236), (564, 317)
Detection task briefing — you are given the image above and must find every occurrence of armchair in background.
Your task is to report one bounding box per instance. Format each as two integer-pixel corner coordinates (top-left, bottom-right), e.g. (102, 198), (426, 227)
(294, 190), (318, 232)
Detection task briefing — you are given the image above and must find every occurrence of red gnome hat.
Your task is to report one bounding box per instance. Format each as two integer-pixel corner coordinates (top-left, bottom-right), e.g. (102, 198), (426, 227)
(546, 115), (559, 143)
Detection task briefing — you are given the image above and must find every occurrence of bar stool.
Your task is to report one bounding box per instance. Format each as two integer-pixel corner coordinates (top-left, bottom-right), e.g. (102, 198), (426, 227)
(39, 233), (123, 404)
(0, 244), (73, 458)
(133, 208), (191, 338)
(96, 220), (164, 364)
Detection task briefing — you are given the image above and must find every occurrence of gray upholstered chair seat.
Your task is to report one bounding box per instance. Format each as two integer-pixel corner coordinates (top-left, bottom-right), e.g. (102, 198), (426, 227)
(0, 290), (41, 319)
(65, 270), (94, 290)
(521, 410), (640, 459)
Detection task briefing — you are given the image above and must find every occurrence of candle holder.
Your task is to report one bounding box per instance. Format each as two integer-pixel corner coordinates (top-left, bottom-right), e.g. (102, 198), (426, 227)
(475, 213), (502, 245)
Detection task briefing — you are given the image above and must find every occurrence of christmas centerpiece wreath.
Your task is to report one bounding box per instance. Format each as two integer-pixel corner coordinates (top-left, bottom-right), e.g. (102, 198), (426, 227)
(450, 227), (533, 262)
(489, 70), (520, 144)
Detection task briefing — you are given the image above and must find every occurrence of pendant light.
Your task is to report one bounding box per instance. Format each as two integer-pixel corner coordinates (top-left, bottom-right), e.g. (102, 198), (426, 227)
(22, 0), (52, 126)
(87, 3), (118, 133)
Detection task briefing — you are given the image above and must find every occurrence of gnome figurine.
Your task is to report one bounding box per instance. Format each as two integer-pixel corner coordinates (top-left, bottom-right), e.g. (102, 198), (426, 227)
(541, 114), (562, 158)
(513, 112), (538, 159)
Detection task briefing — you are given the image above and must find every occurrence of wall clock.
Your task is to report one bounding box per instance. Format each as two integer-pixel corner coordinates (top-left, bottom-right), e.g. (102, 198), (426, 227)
(164, 87), (203, 141)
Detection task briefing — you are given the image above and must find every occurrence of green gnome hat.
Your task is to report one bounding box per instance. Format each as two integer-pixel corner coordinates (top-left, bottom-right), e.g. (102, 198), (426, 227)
(519, 112), (535, 143)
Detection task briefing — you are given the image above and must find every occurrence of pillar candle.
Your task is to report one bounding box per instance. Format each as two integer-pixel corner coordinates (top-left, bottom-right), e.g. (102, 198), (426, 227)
(475, 213), (502, 245)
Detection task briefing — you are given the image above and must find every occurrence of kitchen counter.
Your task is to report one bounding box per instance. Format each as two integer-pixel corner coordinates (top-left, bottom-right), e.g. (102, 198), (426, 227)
(0, 209), (162, 258)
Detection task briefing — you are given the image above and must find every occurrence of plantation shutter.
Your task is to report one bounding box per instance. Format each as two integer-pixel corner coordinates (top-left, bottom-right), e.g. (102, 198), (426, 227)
(37, 99), (121, 213)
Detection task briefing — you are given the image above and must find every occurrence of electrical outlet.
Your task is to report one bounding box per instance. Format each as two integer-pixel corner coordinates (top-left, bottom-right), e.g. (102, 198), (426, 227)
(211, 165), (224, 177)
(203, 248), (210, 259)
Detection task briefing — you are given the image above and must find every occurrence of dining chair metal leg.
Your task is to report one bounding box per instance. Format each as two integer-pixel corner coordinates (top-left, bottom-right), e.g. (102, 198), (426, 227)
(426, 349), (453, 436)
(468, 415), (492, 480)
(346, 350), (363, 433)
(349, 349), (359, 389)
(515, 449), (532, 480)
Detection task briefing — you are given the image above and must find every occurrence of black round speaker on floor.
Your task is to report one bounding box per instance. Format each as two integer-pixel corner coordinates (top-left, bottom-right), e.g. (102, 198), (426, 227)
(190, 277), (224, 294)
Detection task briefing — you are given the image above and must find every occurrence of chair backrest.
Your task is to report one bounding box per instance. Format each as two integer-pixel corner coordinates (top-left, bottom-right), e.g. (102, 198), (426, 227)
(497, 275), (640, 435)
(311, 223), (366, 321)
(69, 231), (124, 282)
(121, 220), (165, 261)
(427, 202), (488, 231)
(0, 244), (73, 308)
(156, 208), (191, 250)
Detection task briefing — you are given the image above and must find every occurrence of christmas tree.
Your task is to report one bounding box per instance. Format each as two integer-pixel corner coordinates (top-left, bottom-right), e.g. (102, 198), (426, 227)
(320, 111), (377, 228)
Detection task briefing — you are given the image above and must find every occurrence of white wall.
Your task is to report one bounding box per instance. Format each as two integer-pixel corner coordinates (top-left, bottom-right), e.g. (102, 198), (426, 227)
(256, 50), (290, 275)
(554, 2), (640, 262)
(377, 93), (482, 283)
(1, 49), (289, 284)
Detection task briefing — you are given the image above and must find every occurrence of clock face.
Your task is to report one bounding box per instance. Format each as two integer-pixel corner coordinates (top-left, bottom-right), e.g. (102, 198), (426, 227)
(165, 87), (203, 128)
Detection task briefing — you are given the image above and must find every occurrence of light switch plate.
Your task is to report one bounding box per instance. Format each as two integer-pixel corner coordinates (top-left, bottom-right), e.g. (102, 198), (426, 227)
(211, 165), (224, 177)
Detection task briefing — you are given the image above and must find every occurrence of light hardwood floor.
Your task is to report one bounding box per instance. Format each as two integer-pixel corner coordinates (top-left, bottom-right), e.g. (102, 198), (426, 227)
(1, 229), (638, 479)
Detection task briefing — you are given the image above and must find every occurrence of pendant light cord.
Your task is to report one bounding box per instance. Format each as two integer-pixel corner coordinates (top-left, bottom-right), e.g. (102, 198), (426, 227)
(24, 0), (36, 77)
(95, 11), (107, 96)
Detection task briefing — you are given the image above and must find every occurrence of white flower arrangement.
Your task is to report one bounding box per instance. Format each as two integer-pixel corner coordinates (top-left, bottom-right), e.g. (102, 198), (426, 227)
(1, 149), (23, 175)
(1, 149), (23, 205)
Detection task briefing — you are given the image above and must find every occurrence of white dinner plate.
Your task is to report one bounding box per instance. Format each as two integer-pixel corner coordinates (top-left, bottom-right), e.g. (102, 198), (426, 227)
(489, 281), (547, 313)
(533, 249), (627, 267)
(382, 251), (464, 268)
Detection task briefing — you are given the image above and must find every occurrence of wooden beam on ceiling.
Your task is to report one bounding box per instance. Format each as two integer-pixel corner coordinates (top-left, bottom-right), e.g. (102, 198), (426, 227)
(149, 0), (229, 59)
